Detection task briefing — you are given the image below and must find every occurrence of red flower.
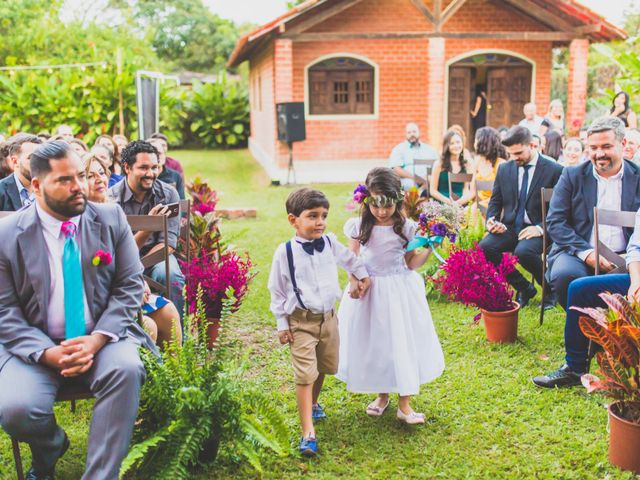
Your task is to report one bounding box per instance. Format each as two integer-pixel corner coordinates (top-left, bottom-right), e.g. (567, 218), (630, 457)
(92, 250), (113, 266)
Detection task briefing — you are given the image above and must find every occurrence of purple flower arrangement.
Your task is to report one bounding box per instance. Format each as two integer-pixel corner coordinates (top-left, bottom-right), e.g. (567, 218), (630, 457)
(433, 245), (518, 315)
(352, 184), (369, 204)
(417, 200), (464, 243)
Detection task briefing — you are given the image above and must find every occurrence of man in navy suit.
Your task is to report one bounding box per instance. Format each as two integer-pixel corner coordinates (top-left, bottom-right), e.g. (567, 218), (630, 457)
(534, 116), (640, 387)
(479, 126), (563, 309)
(0, 133), (42, 211)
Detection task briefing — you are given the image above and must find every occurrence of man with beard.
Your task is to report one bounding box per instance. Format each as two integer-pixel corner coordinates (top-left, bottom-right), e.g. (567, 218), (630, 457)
(479, 126), (563, 309)
(389, 122), (439, 191)
(623, 127), (640, 164)
(0, 133), (42, 210)
(0, 141), (156, 479)
(533, 116), (640, 387)
(108, 140), (184, 318)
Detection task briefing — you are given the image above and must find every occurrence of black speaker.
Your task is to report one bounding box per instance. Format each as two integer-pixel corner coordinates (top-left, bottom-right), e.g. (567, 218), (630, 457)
(277, 102), (306, 143)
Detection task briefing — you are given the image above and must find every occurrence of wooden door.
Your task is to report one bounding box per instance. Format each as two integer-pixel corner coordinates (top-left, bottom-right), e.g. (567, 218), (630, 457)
(487, 68), (508, 127)
(448, 67), (471, 140)
(487, 66), (532, 128)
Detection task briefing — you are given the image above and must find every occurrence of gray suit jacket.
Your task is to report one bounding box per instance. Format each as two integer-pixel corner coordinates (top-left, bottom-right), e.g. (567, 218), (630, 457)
(0, 201), (157, 371)
(0, 173), (23, 212)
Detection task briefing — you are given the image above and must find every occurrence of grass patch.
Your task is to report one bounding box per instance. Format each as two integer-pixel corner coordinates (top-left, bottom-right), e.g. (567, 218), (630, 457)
(0, 149), (635, 479)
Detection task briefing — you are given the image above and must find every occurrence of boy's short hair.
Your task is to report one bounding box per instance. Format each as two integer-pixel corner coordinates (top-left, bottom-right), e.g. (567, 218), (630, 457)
(286, 188), (330, 216)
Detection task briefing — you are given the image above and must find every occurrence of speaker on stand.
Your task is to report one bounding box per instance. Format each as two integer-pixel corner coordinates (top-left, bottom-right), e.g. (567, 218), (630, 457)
(276, 102), (306, 184)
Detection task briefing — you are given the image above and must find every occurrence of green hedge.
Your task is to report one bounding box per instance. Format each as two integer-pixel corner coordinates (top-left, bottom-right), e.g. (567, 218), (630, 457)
(0, 66), (249, 149)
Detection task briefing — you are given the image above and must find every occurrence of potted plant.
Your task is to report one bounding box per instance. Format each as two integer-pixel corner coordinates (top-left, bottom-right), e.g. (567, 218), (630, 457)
(432, 245), (520, 343)
(575, 293), (640, 474)
(120, 296), (289, 479)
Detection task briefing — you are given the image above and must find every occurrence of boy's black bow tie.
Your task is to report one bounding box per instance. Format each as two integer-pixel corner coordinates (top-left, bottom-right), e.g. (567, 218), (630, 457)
(297, 237), (325, 255)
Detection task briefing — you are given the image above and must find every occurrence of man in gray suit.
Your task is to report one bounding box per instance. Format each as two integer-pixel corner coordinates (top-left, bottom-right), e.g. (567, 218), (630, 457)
(0, 141), (156, 480)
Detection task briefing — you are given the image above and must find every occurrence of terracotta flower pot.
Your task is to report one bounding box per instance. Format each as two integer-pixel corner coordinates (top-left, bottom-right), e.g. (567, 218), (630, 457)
(205, 317), (221, 349)
(480, 302), (520, 343)
(609, 402), (640, 474)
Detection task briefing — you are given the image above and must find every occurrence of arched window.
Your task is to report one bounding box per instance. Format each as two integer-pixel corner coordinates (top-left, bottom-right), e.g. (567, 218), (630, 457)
(308, 57), (374, 115)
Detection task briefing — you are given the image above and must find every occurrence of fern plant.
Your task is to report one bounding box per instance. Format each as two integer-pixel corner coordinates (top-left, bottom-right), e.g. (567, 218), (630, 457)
(120, 290), (289, 478)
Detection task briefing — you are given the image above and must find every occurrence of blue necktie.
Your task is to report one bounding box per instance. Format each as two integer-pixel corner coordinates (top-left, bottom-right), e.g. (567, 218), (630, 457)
(515, 165), (532, 232)
(20, 188), (31, 207)
(297, 237), (325, 255)
(61, 221), (86, 339)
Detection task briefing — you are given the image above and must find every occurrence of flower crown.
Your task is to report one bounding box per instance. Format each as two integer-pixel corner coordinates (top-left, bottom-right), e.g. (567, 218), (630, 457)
(352, 184), (403, 207)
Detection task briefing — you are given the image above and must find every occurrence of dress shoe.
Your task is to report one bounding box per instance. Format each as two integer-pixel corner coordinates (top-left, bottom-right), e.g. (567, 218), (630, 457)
(532, 364), (584, 388)
(516, 283), (537, 308)
(542, 291), (558, 311)
(26, 432), (69, 480)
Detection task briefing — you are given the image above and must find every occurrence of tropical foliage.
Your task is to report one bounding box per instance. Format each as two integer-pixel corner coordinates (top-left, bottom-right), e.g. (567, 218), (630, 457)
(576, 293), (640, 424)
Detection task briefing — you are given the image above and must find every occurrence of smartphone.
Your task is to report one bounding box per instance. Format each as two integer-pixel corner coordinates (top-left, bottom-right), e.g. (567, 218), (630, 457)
(165, 202), (180, 218)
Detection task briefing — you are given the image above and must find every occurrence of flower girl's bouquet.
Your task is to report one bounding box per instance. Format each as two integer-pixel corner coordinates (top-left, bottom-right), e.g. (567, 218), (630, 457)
(406, 200), (464, 261)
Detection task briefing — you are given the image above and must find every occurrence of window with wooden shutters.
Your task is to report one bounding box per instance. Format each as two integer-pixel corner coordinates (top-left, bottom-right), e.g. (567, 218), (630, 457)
(308, 57), (374, 115)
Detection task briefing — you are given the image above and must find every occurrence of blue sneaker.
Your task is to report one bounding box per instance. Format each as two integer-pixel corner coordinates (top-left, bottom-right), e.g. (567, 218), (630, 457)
(312, 403), (327, 422)
(299, 436), (318, 456)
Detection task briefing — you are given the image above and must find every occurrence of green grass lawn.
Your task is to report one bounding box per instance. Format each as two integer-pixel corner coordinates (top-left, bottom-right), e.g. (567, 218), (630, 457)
(0, 149), (635, 479)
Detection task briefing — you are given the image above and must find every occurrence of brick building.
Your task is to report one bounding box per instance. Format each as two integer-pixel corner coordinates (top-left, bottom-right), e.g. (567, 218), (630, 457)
(228, 0), (625, 182)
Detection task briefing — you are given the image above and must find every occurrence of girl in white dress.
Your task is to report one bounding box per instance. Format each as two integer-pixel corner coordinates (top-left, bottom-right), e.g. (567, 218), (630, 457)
(337, 168), (445, 424)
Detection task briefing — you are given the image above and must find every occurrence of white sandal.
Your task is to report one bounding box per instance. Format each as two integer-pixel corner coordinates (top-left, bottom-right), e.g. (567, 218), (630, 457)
(397, 408), (425, 425)
(366, 398), (390, 417)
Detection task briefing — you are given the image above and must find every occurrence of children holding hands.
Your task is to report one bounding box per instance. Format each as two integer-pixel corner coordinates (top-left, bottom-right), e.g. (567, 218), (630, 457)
(268, 188), (371, 456)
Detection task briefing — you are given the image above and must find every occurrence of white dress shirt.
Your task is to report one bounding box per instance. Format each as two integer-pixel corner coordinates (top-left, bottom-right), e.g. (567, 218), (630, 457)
(13, 172), (33, 206)
(577, 166), (626, 261)
(518, 152), (538, 226)
(626, 208), (640, 267)
(389, 141), (439, 190)
(36, 204), (95, 340)
(268, 233), (368, 331)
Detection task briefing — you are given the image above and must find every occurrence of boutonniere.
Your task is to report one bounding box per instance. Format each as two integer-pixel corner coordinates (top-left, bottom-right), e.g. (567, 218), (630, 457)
(92, 250), (113, 266)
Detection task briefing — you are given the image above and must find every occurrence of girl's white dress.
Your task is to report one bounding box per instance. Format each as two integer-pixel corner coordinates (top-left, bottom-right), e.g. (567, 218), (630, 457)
(337, 218), (444, 396)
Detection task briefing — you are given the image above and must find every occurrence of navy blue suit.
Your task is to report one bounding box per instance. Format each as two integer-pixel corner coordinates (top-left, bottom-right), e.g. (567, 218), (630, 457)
(479, 154), (563, 292)
(0, 173), (23, 212)
(546, 160), (640, 308)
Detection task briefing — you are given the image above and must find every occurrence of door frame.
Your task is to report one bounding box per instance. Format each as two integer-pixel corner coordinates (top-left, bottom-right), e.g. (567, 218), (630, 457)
(443, 49), (536, 132)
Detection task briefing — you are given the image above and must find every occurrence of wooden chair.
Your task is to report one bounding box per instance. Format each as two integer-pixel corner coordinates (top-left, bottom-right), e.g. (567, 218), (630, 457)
(474, 179), (494, 216)
(412, 158), (436, 196)
(539, 187), (555, 326)
(126, 214), (171, 299)
(177, 199), (191, 266)
(11, 384), (93, 480)
(447, 172), (473, 202)
(584, 207), (637, 371)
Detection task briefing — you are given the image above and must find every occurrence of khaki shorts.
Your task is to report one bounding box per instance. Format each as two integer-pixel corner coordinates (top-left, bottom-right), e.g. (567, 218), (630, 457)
(288, 308), (339, 385)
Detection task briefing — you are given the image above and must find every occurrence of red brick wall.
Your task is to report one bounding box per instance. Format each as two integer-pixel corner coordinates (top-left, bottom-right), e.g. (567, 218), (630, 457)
(250, 0), (556, 166)
(566, 39), (589, 136)
(249, 45), (276, 163)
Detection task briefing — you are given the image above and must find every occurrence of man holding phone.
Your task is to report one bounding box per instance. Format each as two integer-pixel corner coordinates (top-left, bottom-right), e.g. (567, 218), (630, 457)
(479, 126), (563, 309)
(108, 140), (185, 319)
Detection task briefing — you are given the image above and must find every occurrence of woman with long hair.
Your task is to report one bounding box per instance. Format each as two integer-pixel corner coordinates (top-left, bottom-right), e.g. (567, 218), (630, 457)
(461, 127), (506, 210)
(611, 91), (637, 128)
(94, 134), (123, 178)
(429, 130), (470, 205)
(543, 129), (563, 161)
(540, 99), (564, 135)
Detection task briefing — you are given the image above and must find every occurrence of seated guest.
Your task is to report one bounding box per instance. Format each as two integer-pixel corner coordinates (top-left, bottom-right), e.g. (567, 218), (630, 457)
(86, 153), (182, 346)
(623, 128), (640, 164)
(108, 140), (185, 320)
(543, 129), (563, 161)
(91, 144), (122, 188)
(37, 132), (51, 142)
(389, 122), (439, 191)
(113, 134), (128, 154)
(148, 137), (185, 199)
(447, 124), (475, 166)
(559, 137), (584, 167)
(0, 133), (42, 211)
(611, 90), (637, 129)
(429, 130), (471, 205)
(0, 140), (13, 179)
(0, 140), (156, 479)
(534, 206), (640, 387)
(531, 134), (544, 153)
(518, 102), (544, 135)
(69, 138), (88, 157)
(546, 116), (640, 311)
(55, 124), (74, 141)
(462, 126), (506, 211)
(479, 126), (563, 308)
(150, 132), (184, 180)
(540, 99), (565, 136)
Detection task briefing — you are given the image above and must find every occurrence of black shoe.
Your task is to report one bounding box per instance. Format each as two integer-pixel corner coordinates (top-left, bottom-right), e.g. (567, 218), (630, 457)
(532, 364), (584, 388)
(542, 292), (558, 311)
(516, 283), (537, 308)
(26, 433), (70, 480)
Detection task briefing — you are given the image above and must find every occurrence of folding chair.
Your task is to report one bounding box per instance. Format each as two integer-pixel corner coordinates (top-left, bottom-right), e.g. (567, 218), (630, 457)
(126, 214), (171, 299)
(11, 384), (94, 480)
(539, 187), (555, 325)
(413, 158), (436, 197)
(447, 172), (473, 202)
(585, 207), (637, 371)
(474, 179), (494, 217)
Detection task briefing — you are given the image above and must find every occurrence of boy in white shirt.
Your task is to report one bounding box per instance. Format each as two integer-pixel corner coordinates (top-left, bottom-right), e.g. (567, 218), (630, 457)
(268, 188), (370, 456)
